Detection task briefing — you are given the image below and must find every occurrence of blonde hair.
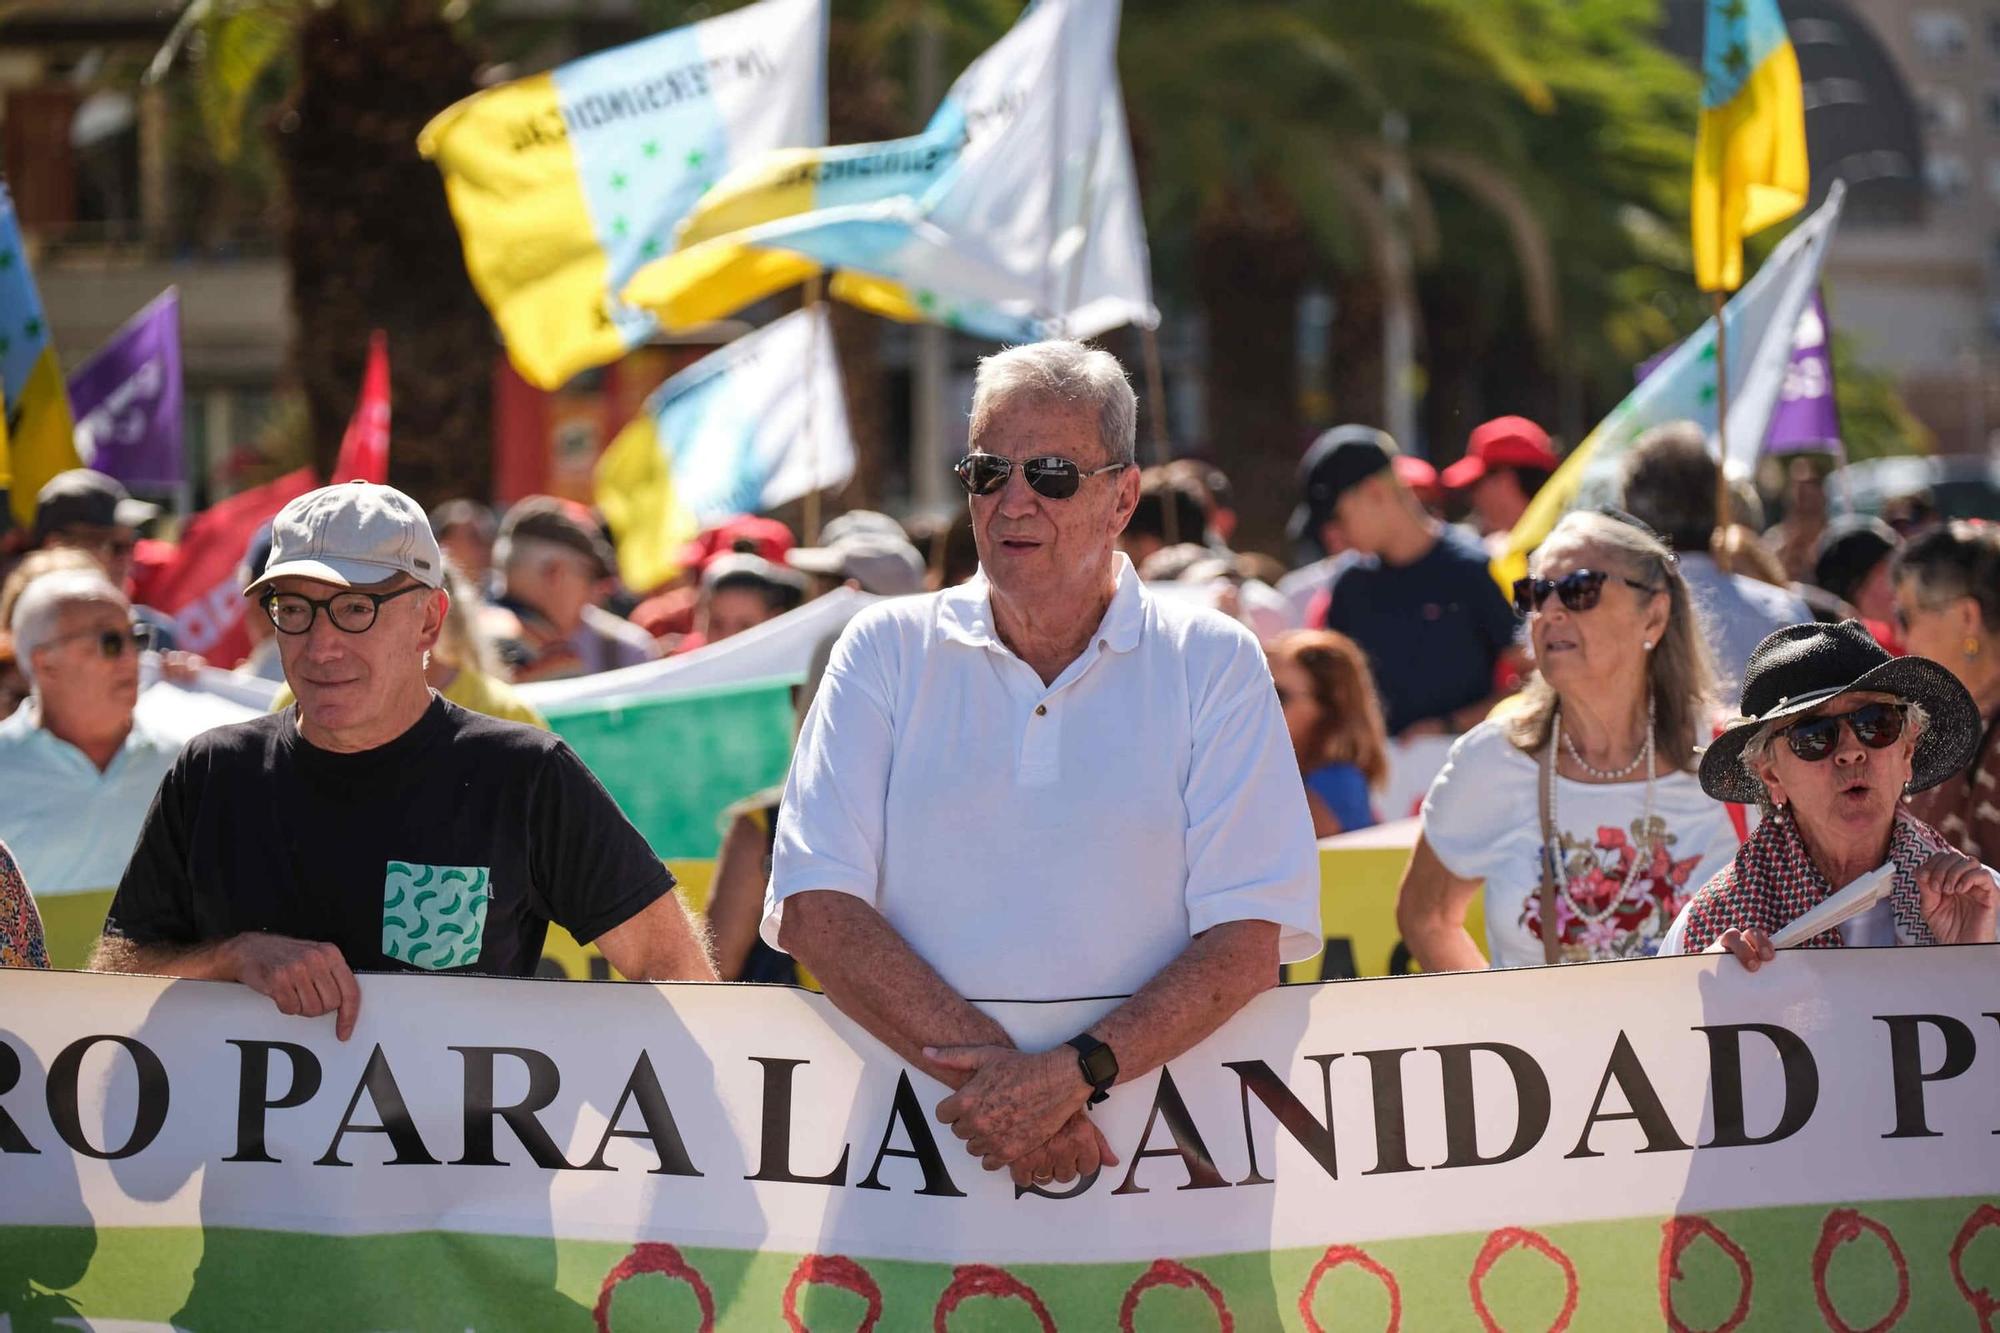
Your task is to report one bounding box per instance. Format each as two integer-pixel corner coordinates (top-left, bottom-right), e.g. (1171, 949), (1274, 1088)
(0, 548), (99, 632)
(1505, 510), (1719, 770)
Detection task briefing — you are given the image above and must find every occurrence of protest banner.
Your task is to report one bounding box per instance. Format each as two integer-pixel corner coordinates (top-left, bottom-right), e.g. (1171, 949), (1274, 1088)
(4, 949), (1997, 1329)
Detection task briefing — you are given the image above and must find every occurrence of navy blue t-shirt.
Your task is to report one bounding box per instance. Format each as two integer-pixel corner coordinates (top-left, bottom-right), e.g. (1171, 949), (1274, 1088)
(1322, 525), (1518, 736)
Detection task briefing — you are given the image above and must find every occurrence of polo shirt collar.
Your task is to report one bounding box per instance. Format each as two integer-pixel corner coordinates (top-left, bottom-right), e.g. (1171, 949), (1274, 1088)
(937, 553), (1147, 654)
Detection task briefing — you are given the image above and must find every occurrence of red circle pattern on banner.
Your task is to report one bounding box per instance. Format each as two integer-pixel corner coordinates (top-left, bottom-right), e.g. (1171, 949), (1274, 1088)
(593, 1242), (717, 1333)
(932, 1263), (1057, 1333)
(1299, 1244), (1402, 1333)
(1117, 1258), (1234, 1332)
(1657, 1214), (1755, 1333)
(782, 1253), (884, 1333)
(1810, 1208), (1911, 1333)
(1951, 1203), (2000, 1332)
(1468, 1227), (1580, 1333)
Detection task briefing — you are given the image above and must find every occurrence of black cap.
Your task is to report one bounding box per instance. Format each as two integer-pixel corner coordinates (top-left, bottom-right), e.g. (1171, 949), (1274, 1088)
(1288, 426), (1396, 547)
(34, 468), (160, 539)
(1812, 516), (1899, 606)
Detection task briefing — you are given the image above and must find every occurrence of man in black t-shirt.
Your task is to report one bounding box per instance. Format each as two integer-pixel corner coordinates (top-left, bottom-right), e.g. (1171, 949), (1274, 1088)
(93, 481), (715, 1039)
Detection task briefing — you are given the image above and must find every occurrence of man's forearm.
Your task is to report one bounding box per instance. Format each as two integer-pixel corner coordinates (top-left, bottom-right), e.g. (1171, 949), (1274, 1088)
(780, 890), (1013, 1087)
(1085, 919), (1278, 1088)
(90, 933), (237, 979)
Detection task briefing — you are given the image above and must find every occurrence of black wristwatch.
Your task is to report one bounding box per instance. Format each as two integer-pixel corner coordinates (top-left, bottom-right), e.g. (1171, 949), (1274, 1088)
(1066, 1034), (1118, 1105)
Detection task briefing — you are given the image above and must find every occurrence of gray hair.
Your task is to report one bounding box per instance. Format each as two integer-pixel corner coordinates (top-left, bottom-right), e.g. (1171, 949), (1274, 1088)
(969, 340), (1137, 467)
(1507, 509), (1719, 771)
(10, 569), (129, 685)
(1738, 698), (1930, 792)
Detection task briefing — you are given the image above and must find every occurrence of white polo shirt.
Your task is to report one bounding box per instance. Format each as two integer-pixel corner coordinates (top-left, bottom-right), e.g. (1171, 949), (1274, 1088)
(763, 554), (1322, 1005)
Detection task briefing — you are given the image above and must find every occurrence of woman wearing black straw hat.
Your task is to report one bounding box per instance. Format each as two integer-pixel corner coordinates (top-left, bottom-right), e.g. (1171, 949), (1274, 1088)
(1661, 620), (1998, 965)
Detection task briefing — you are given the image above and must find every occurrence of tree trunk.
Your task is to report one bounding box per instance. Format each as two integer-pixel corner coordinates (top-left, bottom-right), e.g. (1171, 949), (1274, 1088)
(278, 5), (490, 505)
(1195, 191), (1309, 558)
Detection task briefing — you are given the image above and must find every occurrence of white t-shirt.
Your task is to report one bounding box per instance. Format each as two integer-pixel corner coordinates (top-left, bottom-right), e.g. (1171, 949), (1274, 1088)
(763, 554), (1323, 1007)
(1422, 720), (1748, 968)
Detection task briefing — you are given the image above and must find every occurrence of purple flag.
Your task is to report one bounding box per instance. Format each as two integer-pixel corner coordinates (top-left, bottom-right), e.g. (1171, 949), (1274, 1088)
(1634, 287), (1840, 453)
(67, 287), (183, 488)
(1763, 290), (1840, 452)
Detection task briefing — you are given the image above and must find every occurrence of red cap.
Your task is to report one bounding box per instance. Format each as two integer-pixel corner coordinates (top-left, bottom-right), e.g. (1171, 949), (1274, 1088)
(1392, 455), (1441, 504)
(1440, 416), (1557, 490)
(677, 515), (795, 574)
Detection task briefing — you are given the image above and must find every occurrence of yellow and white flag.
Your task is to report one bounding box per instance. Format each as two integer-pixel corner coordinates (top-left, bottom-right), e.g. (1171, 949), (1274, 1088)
(596, 306), (852, 592)
(418, 0), (826, 390)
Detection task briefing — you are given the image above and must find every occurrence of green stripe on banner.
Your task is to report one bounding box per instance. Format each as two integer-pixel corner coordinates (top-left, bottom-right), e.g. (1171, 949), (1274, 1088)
(541, 675), (797, 860)
(12, 1195), (1999, 1329)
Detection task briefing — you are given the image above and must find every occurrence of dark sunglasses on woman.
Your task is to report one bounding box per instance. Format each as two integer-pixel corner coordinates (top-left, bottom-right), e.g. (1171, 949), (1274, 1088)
(44, 624), (151, 659)
(1511, 568), (1659, 617)
(953, 453), (1128, 500)
(1775, 702), (1907, 762)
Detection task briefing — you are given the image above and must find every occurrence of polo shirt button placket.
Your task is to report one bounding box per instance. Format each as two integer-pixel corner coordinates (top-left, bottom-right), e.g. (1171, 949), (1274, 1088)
(1020, 696), (1059, 785)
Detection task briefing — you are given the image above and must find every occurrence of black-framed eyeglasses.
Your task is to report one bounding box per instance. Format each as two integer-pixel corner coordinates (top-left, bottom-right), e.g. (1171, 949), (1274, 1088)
(1512, 569), (1660, 617)
(262, 583), (427, 635)
(1776, 701), (1908, 762)
(953, 453), (1128, 500)
(38, 623), (152, 659)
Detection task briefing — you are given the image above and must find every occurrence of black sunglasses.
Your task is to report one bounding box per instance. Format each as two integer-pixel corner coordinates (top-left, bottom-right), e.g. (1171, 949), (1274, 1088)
(953, 454), (1128, 500)
(263, 583), (428, 636)
(1775, 701), (1908, 762)
(1512, 569), (1659, 616)
(41, 623), (151, 659)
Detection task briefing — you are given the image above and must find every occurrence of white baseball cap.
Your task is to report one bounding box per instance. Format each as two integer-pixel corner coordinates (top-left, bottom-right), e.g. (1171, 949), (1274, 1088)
(244, 480), (445, 597)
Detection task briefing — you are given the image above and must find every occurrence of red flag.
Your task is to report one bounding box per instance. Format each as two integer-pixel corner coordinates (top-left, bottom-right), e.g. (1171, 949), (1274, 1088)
(331, 330), (390, 484)
(132, 468), (317, 667)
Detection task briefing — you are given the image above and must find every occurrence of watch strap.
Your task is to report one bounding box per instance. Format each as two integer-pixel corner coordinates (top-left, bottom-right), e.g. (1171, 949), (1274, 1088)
(1066, 1033), (1117, 1105)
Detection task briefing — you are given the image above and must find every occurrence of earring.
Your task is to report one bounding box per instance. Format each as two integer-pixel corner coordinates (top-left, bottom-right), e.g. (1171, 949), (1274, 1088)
(1965, 637), (1982, 659)
(1642, 640), (1654, 651)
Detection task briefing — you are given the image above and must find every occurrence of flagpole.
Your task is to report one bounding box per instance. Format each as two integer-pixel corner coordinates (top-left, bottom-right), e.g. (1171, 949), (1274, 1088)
(802, 274), (825, 547)
(1711, 290), (1734, 572)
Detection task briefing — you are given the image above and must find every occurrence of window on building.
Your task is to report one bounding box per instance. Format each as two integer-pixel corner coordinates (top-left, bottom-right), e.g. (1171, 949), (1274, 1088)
(1916, 11), (1971, 57)
(1928, 152), (1972, 197)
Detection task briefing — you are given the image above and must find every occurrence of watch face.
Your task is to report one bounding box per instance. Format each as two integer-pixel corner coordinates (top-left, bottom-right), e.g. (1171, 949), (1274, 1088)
(1080, 1043), (1118, 1087)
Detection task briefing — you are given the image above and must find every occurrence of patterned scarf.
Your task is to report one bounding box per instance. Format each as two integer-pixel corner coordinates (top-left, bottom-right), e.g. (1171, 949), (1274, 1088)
(1675, 806), (1950, 952)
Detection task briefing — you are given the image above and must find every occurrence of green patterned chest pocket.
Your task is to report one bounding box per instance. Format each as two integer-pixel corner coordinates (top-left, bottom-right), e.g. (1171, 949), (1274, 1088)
(382, 862), (490, 970)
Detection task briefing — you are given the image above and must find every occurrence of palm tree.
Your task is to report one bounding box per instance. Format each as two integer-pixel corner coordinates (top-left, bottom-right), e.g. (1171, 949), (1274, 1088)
(156, 0), (501, 503)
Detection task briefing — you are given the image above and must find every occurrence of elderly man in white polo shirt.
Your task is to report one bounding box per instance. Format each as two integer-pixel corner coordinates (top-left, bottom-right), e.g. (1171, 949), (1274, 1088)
(766, 340), (1321, 1189)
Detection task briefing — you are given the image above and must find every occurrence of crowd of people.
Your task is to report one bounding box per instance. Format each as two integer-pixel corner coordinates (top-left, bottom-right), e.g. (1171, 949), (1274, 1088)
(0, 336), (1995, 1186)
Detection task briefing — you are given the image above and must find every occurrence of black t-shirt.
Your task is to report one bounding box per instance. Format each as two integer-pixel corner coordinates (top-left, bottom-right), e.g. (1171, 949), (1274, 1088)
(106, 696), (673, 976)
(1324, 524), (1519, 736)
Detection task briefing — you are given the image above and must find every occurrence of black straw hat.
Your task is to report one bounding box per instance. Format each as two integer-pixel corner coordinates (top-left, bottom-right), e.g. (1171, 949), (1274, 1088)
(1698, 619), (1981, 803)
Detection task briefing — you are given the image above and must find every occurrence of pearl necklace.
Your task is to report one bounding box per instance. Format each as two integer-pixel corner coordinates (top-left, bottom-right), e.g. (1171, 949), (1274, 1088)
(1546, 695), (1657, 927)
(1562, 709), (1650, 779)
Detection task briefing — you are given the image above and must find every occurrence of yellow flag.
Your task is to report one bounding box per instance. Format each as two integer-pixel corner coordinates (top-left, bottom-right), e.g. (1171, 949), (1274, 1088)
(1692, 0), (1808, 292)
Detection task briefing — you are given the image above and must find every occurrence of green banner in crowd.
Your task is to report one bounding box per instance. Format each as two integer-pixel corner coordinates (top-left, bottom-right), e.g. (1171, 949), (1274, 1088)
(543, 675), (797, 860)
(4, 949), (1997, 1329)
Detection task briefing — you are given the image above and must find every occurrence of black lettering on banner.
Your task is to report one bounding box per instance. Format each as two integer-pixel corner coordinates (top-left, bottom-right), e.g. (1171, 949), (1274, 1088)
(0, 1039), (38, 1154)
(1431, 1042), (1552, 1169)
(315, 1045), (439, 1167)
(856, 1071), (964, 1197)
(580, 1051), (701, 1176)
(1225, 1056), (1343, 1185)
(1110, 1067), (1228, 1195)
(224, 1039), (323, 1164)
(1875, 1013), (1977, 1139)
(1565, 1031), (1691, 1158)
(1694, 1023), (1820, 1148)
(1357, 1048), (1422, 1175)
(745, 1057), (849, 1186)
(46, 1035), (169, 1161)
(452, 1046), (575, 1169)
